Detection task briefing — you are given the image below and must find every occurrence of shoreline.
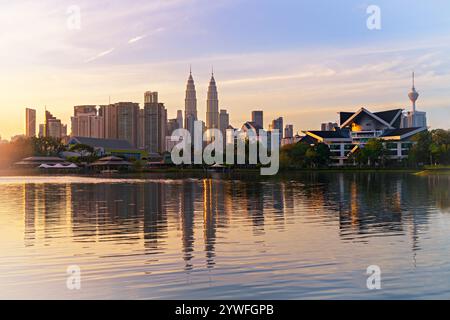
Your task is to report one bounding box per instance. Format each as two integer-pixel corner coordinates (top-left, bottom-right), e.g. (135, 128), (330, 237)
(0, 167), (442, 178)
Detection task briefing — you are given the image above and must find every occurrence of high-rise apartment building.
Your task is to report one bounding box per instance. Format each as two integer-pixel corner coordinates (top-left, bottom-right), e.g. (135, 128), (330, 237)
(74, 105), (97, 117)
(116, 102), (139, 147)
(100, 104), (118, 140)
(138, 109), (145, 149)
(25, 108), (36, 137)
(71, 105), (104, 139)
(145, 91), (158, 104)
(144, 93), (167, 154)
(45, 110), (66, 139)
(99, 103), (139, 147)
(47, 118), (63, 139)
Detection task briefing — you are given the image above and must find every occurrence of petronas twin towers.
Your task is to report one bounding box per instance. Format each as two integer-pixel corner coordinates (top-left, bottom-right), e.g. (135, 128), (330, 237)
(184, 68), (219, 133)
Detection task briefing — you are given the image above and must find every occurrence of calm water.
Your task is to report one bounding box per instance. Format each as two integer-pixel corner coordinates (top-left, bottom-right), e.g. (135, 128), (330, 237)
(0, 172), (449, 300)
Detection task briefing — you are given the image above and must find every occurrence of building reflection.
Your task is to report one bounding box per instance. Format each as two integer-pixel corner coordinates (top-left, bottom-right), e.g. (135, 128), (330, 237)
(20, 173), (449, 271)
(181, 181), (196, 271)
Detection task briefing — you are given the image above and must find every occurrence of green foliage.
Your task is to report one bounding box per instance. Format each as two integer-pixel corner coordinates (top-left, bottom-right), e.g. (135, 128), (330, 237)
(430, 129), (450, 165)
(31, 136), (66, 156)
(364, 139), (387, 166)
(0, 136), (67, 168)
(280, 142), (330, 168)
(132, 160), (145, 172)
(69, 143), (95, 155)
(409, 131), (432, 166)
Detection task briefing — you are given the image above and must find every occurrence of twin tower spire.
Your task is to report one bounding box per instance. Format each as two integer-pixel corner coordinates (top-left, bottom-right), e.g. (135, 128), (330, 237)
(184, 68), (219, 132)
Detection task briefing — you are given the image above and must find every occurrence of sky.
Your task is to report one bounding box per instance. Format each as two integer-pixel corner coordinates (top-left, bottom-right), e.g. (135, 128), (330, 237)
(1, 0), (450, 139)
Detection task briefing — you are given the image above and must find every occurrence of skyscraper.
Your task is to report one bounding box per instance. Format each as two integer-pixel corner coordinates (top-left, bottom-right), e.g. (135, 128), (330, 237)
(74, 105), (97, 116)
(25, 108), (36, 137)
(144, 92), (167, 154)
(184, 69), (197, 134)
(38, 124), (45, 138)
(116, 102), (139, 147)
(270, 117), (284, 139)
(206, 71), (219, 132)
(219, 109), (229, 139)
(45, 110), (65, 139)
(101, 104), (118, 139)
(167, 119), (180, 136)
(71, 105), (103, 138)
(145, 91), (158, 104)
(100, 103), (139, 147)
(251, 111), (263, 129)
(177, 110), (183, 129)
(138, 109), (145, 149)
(284, 124), (294, 138)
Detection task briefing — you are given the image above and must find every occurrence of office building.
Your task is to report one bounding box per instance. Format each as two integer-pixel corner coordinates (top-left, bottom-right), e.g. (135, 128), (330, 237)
(25, 108), (36, 137)
(184, 69), (197, 134)
(38, 124), (45, 138)
(251, 111), (263, 129)
(270, 117), (284, 139)
(284, 124), (294, 138)
(177, 110), (183, 129)
(219, 109), (229, 139)
(206, 72), (219, 131)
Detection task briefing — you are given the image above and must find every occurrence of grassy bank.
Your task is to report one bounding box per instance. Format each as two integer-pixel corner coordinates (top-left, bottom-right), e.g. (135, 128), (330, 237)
(415, 165), (450, 176)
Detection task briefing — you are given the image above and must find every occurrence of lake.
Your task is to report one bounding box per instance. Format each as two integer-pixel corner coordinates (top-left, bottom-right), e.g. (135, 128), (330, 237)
(0, 172), (449, 299)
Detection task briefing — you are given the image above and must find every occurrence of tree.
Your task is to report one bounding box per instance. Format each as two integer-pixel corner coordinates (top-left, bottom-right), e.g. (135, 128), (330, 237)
(69, 143), (95, 156)
(31, 137), (66, 156)
(409, 131), (432, 166)
(363, 139), (386, 166)
(431, 129), (450, 165)
(279, 142), (309, 168)
(315, 143), (331, 167)
(305, 148), (318, 168)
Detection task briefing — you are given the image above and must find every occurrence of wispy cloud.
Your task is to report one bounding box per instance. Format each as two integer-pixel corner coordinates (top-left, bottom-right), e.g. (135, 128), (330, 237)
(85, 48), (115, 63)
(128, 35), (146, 44)
(128, 27), (165, 44)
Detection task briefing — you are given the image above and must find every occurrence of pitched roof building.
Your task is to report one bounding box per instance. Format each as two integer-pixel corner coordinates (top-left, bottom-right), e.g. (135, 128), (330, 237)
(301, 107), (427, 166)
(68, 136), (145, 160)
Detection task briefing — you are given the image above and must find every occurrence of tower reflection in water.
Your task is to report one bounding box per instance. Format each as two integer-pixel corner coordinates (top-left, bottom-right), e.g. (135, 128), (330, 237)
(21, 173), (450, 271)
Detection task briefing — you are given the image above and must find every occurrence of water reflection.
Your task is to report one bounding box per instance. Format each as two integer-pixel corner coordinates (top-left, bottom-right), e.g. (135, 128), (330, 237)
(4, 172), (450, 299)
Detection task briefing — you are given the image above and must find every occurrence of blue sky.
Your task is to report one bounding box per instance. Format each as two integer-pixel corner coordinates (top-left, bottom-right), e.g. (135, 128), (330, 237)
(1, 0), (450, 138)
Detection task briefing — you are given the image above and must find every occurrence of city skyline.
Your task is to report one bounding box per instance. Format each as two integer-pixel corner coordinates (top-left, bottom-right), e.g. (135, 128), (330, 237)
(2, 0), (450, 139)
